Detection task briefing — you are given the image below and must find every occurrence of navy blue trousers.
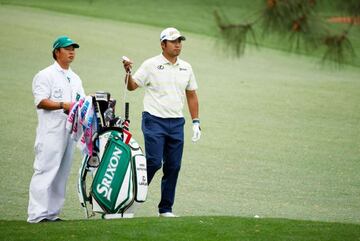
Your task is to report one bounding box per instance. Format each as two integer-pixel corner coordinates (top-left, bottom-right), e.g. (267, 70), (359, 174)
(141, 112), (185, 213)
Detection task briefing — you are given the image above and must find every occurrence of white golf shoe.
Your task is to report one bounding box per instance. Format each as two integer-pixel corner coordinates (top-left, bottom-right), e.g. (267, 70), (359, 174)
(158, 212), (178, 218)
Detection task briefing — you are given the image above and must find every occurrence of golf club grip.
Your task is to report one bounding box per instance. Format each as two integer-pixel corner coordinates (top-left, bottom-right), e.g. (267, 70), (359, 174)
(125, 102), (129, 120)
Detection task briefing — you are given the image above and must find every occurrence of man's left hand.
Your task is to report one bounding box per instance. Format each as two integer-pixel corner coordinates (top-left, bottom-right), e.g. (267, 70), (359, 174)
(192, 121), (201, 143)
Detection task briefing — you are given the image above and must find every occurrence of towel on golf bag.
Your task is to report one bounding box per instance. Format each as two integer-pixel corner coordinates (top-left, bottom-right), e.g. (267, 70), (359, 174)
(66, 96), (97, 156)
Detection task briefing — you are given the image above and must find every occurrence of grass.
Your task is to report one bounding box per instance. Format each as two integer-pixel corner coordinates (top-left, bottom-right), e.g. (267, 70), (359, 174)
(1, 0), (359, 67)
(0, 0), (251, 37)
(1, 217), (360, 241)
(0, 1), (359, 240)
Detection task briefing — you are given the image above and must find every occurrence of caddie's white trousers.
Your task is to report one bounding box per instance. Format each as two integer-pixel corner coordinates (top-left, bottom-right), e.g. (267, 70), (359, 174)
(27, 117), (75, 223)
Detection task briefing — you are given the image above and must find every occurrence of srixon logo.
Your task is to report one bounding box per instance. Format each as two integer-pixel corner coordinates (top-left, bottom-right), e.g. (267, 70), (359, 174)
(96, 146), (123, 201)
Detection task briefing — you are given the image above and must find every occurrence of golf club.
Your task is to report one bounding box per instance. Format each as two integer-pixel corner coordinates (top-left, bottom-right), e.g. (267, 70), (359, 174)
(122, 56), (131, 120)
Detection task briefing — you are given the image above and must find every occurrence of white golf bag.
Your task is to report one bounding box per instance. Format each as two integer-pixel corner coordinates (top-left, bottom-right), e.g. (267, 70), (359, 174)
(76, 91), (147, 219)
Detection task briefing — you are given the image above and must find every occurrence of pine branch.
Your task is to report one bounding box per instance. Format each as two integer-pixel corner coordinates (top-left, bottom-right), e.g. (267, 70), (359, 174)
(214, 10), (257, 57)
(288, 13), (326, 51)
(261, 0), (317, 35)
(213, 0), (358, 67)
(335, 0), (360, 17)
(321, 29), (356, 67)
(261, 0), (324, 51)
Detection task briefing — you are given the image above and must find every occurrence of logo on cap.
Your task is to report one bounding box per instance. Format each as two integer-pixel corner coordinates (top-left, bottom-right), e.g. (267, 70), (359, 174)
(160, 27), (186, 42)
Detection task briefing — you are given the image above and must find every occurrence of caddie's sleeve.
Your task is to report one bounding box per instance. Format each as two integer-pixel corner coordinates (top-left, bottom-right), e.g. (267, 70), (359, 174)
(73, 74), (85, 101)
(186, 65), (198, 91)
(32, 72), (51, 107)
(74, 81), (85, 101)
(79, 83), (85, 97)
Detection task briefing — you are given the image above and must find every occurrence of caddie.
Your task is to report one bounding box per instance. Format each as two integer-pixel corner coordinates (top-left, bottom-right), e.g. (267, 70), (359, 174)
(28, 36), (85, 223)
(122, 27), (201, 217)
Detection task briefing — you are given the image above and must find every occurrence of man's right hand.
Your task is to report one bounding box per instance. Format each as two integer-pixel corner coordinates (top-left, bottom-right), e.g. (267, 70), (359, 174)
(122, 56), (133, 73)
(63, 102), (71, 112)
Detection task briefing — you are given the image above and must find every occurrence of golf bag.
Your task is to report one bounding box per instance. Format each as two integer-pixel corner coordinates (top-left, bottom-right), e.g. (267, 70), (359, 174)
(77, 91), (147, 219)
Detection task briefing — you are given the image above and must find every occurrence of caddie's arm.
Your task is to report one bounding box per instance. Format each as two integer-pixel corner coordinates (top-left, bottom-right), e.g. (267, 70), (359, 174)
(37, 99), (71, 111)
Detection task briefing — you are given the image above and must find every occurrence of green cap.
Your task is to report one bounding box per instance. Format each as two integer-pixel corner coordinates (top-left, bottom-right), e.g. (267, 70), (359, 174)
(52, 36), (79, 50)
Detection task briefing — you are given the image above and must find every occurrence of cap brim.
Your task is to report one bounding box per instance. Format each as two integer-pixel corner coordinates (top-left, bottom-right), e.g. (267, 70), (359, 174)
(161, 36), (186, 42)
(66, 43), (80, 48)
(55, 43), (80, 49)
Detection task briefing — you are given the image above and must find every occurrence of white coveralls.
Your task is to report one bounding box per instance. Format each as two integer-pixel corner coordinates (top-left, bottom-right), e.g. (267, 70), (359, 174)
(28, 61), (85, 223)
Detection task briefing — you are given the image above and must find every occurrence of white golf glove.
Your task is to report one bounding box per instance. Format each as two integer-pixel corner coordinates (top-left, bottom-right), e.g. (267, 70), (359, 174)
(191, 119), (201, 143)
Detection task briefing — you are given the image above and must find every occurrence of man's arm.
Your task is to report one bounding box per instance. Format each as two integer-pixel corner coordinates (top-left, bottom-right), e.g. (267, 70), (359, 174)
(186, 90), (199, 119)
(37, 99), (71, 111)
(187, 90), (201, 142)
(122, 58), (138, 91)
(125, 73), (139, 91)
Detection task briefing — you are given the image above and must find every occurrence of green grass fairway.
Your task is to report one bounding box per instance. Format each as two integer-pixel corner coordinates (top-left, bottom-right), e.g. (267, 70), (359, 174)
(0, 2), (360, 239)
(1, 217), (360, 241)
(2, 0), (360, 67)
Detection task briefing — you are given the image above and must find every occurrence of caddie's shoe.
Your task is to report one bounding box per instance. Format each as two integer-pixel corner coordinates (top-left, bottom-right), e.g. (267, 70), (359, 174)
(40, 218), (63, 222)
(39, 218), (51, 222)
(158, 212), (178, 218)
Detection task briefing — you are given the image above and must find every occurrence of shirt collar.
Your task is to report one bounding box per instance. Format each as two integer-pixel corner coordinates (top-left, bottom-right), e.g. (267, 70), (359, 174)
(159, 54), (180, 66)
(53, 61), (71, 74)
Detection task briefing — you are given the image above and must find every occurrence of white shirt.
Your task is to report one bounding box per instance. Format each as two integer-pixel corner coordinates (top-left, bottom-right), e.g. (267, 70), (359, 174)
(32, 61), (85, 138)
(33, 61), (85, 107)
(133, 54), (198, 118)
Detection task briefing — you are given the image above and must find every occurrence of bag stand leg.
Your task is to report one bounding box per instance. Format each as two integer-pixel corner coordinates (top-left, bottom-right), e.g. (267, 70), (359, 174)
(122, 202), (141, 218)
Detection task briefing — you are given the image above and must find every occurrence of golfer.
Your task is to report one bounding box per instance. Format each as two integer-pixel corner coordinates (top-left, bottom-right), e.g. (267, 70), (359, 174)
(122, 27), (201, 217)
(28, 36), (85, 223)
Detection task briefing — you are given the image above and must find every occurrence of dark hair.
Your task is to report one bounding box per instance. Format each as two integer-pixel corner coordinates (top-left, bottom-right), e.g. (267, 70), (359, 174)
(161, 39), (182, 46)
(52, 49), (57, 60)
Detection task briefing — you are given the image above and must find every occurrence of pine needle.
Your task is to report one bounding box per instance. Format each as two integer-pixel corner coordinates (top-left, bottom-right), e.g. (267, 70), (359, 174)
(214, 10), (257, 57)
(321, 31), (356, 67)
